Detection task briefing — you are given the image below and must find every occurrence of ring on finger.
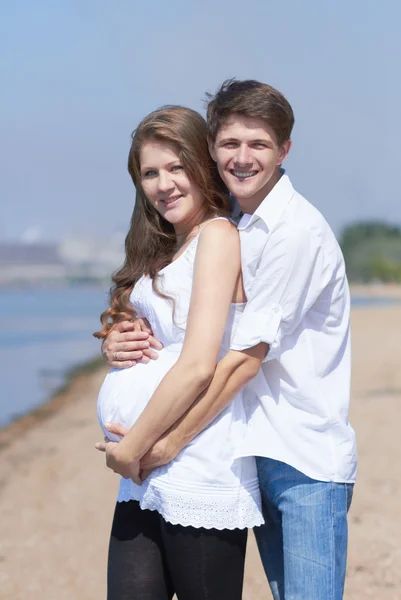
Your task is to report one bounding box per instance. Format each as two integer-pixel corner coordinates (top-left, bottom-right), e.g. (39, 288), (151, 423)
(113, 351), (119, 361)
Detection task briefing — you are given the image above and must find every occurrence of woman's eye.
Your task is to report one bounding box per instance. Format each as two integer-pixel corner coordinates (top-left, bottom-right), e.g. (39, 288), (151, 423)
(171, 165), (184, 172)
(143, 170), (157, 178)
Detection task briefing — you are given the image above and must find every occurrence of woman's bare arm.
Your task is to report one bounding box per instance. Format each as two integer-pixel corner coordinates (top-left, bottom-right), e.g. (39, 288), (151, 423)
(108, 219), (243, 469)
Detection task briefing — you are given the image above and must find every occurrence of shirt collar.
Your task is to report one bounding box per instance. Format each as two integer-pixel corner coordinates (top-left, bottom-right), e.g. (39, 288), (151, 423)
(237, 170), (295, 232)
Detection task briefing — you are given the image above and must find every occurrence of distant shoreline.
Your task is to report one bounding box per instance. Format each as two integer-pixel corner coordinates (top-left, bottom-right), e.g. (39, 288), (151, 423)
(1, 282), (401, 295)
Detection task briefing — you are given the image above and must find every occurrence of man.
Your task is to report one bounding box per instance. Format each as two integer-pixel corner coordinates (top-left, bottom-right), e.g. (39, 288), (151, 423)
(100, 79), (357, 599)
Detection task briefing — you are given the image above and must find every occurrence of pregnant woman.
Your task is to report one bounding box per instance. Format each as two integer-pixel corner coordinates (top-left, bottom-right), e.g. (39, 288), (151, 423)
(94, 105), (264, 600)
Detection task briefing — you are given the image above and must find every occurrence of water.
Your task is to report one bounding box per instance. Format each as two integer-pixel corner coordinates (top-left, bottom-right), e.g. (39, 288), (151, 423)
(0, 287), (109, 428)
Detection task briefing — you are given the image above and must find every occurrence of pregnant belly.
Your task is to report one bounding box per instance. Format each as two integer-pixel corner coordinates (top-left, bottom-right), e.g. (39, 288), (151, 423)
(97, 349), (179, 442)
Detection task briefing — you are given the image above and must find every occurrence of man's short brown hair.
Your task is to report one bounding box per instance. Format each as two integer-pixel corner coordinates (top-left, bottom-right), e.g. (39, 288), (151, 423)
(206, 79), (295, 146)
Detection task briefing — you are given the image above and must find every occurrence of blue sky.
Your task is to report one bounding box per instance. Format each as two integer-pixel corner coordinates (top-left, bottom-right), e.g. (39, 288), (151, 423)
(1, 0), (400, 241)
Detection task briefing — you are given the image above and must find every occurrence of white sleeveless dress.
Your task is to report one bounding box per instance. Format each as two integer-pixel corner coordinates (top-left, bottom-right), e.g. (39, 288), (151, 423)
(97, 218), (263, 530)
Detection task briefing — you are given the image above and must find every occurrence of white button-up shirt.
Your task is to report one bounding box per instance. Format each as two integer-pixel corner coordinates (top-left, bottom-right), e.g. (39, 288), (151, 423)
(231, 173), (357, 483)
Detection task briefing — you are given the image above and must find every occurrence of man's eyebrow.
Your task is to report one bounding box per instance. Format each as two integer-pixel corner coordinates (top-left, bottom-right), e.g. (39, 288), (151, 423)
(252, 138), (273, 144)
(217, 137), (273, 145)
(217, 137), (238, 144)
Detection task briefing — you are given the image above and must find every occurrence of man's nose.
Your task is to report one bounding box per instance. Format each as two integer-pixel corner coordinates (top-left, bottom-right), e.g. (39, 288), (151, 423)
(157, 171), (175, 193)
(234, 144), (252, 166)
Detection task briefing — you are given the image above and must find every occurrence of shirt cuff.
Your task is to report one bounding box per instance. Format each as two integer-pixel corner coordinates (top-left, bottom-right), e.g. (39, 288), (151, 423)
(230, 303), (283, 360)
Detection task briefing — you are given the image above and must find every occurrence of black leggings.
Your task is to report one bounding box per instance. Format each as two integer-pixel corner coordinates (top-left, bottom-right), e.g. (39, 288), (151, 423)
(108, 500), (247, 600)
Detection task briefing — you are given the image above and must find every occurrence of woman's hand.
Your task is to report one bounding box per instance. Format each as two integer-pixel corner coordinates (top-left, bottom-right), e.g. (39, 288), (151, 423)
(101, 319), (163, 369)
(95, 424), (142, 484)
(98, 422), (180, 482)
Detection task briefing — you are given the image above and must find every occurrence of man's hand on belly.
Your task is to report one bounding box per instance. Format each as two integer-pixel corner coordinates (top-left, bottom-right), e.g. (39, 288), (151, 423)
(101, 318), (163, 369)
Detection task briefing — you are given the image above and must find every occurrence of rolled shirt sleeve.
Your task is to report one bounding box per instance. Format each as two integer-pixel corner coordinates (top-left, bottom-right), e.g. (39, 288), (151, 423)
(231, 224), (333, 360)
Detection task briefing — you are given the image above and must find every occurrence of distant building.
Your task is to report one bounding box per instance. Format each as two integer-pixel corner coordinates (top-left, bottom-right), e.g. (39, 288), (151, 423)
(59, 236), (124, 278)
(0, 243), (67, 285)
(0, 236), (125, 287)
(0, 242), (62, 265)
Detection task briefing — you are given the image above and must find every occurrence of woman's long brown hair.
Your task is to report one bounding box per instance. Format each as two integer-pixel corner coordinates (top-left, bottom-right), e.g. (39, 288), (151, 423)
(94, 105), (231, 339)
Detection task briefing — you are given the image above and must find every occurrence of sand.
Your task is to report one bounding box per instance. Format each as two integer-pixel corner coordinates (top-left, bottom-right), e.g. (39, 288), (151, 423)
(0, 304), (400, 599)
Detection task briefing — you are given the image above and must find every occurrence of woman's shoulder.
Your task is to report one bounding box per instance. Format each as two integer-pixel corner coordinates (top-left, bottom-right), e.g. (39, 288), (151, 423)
(183, 217), (240, 268)
(195, 217), (241, 259)
(198, 216), (239, 240)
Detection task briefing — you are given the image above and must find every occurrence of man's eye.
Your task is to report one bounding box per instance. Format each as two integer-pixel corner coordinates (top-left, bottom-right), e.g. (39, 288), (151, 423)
(253, 143), (268, 149)
(223, 142), (238, 149)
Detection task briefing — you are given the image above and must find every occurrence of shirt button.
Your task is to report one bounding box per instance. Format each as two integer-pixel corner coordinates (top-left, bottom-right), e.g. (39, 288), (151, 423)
(273, 306), (280, 314)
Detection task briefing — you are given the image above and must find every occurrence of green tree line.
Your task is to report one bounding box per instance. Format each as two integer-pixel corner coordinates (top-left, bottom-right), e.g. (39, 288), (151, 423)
(339, 222), (401, 282)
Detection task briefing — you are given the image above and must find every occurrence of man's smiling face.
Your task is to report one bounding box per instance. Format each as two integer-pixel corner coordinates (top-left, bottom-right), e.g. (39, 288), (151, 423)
(209, 113), (291, 213)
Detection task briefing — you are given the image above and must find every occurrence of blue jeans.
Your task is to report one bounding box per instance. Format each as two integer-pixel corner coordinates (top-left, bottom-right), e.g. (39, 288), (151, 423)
(254, 458), (354, 600)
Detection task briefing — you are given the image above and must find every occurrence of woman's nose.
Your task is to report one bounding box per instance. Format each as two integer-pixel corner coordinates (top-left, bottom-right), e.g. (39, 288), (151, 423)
(157, 171), (175, 193)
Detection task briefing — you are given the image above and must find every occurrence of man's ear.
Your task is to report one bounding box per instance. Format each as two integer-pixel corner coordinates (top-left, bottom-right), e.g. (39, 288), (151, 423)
(277, 139), (292, 165)
(208, 137), (217, 162)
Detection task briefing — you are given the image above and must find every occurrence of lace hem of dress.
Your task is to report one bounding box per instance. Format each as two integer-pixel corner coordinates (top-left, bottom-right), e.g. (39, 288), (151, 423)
(117, 479), (264, 530)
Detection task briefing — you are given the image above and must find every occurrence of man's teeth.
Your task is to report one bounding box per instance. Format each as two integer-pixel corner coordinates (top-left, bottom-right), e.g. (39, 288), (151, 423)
(232, 171), (256, 179)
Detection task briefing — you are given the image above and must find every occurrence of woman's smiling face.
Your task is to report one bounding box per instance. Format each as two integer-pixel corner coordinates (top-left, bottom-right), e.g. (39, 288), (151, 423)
(140, 139), (206, 234)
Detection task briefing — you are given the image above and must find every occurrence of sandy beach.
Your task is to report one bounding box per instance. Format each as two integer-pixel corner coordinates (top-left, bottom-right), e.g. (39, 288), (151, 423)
(0, 304), (400, 599)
